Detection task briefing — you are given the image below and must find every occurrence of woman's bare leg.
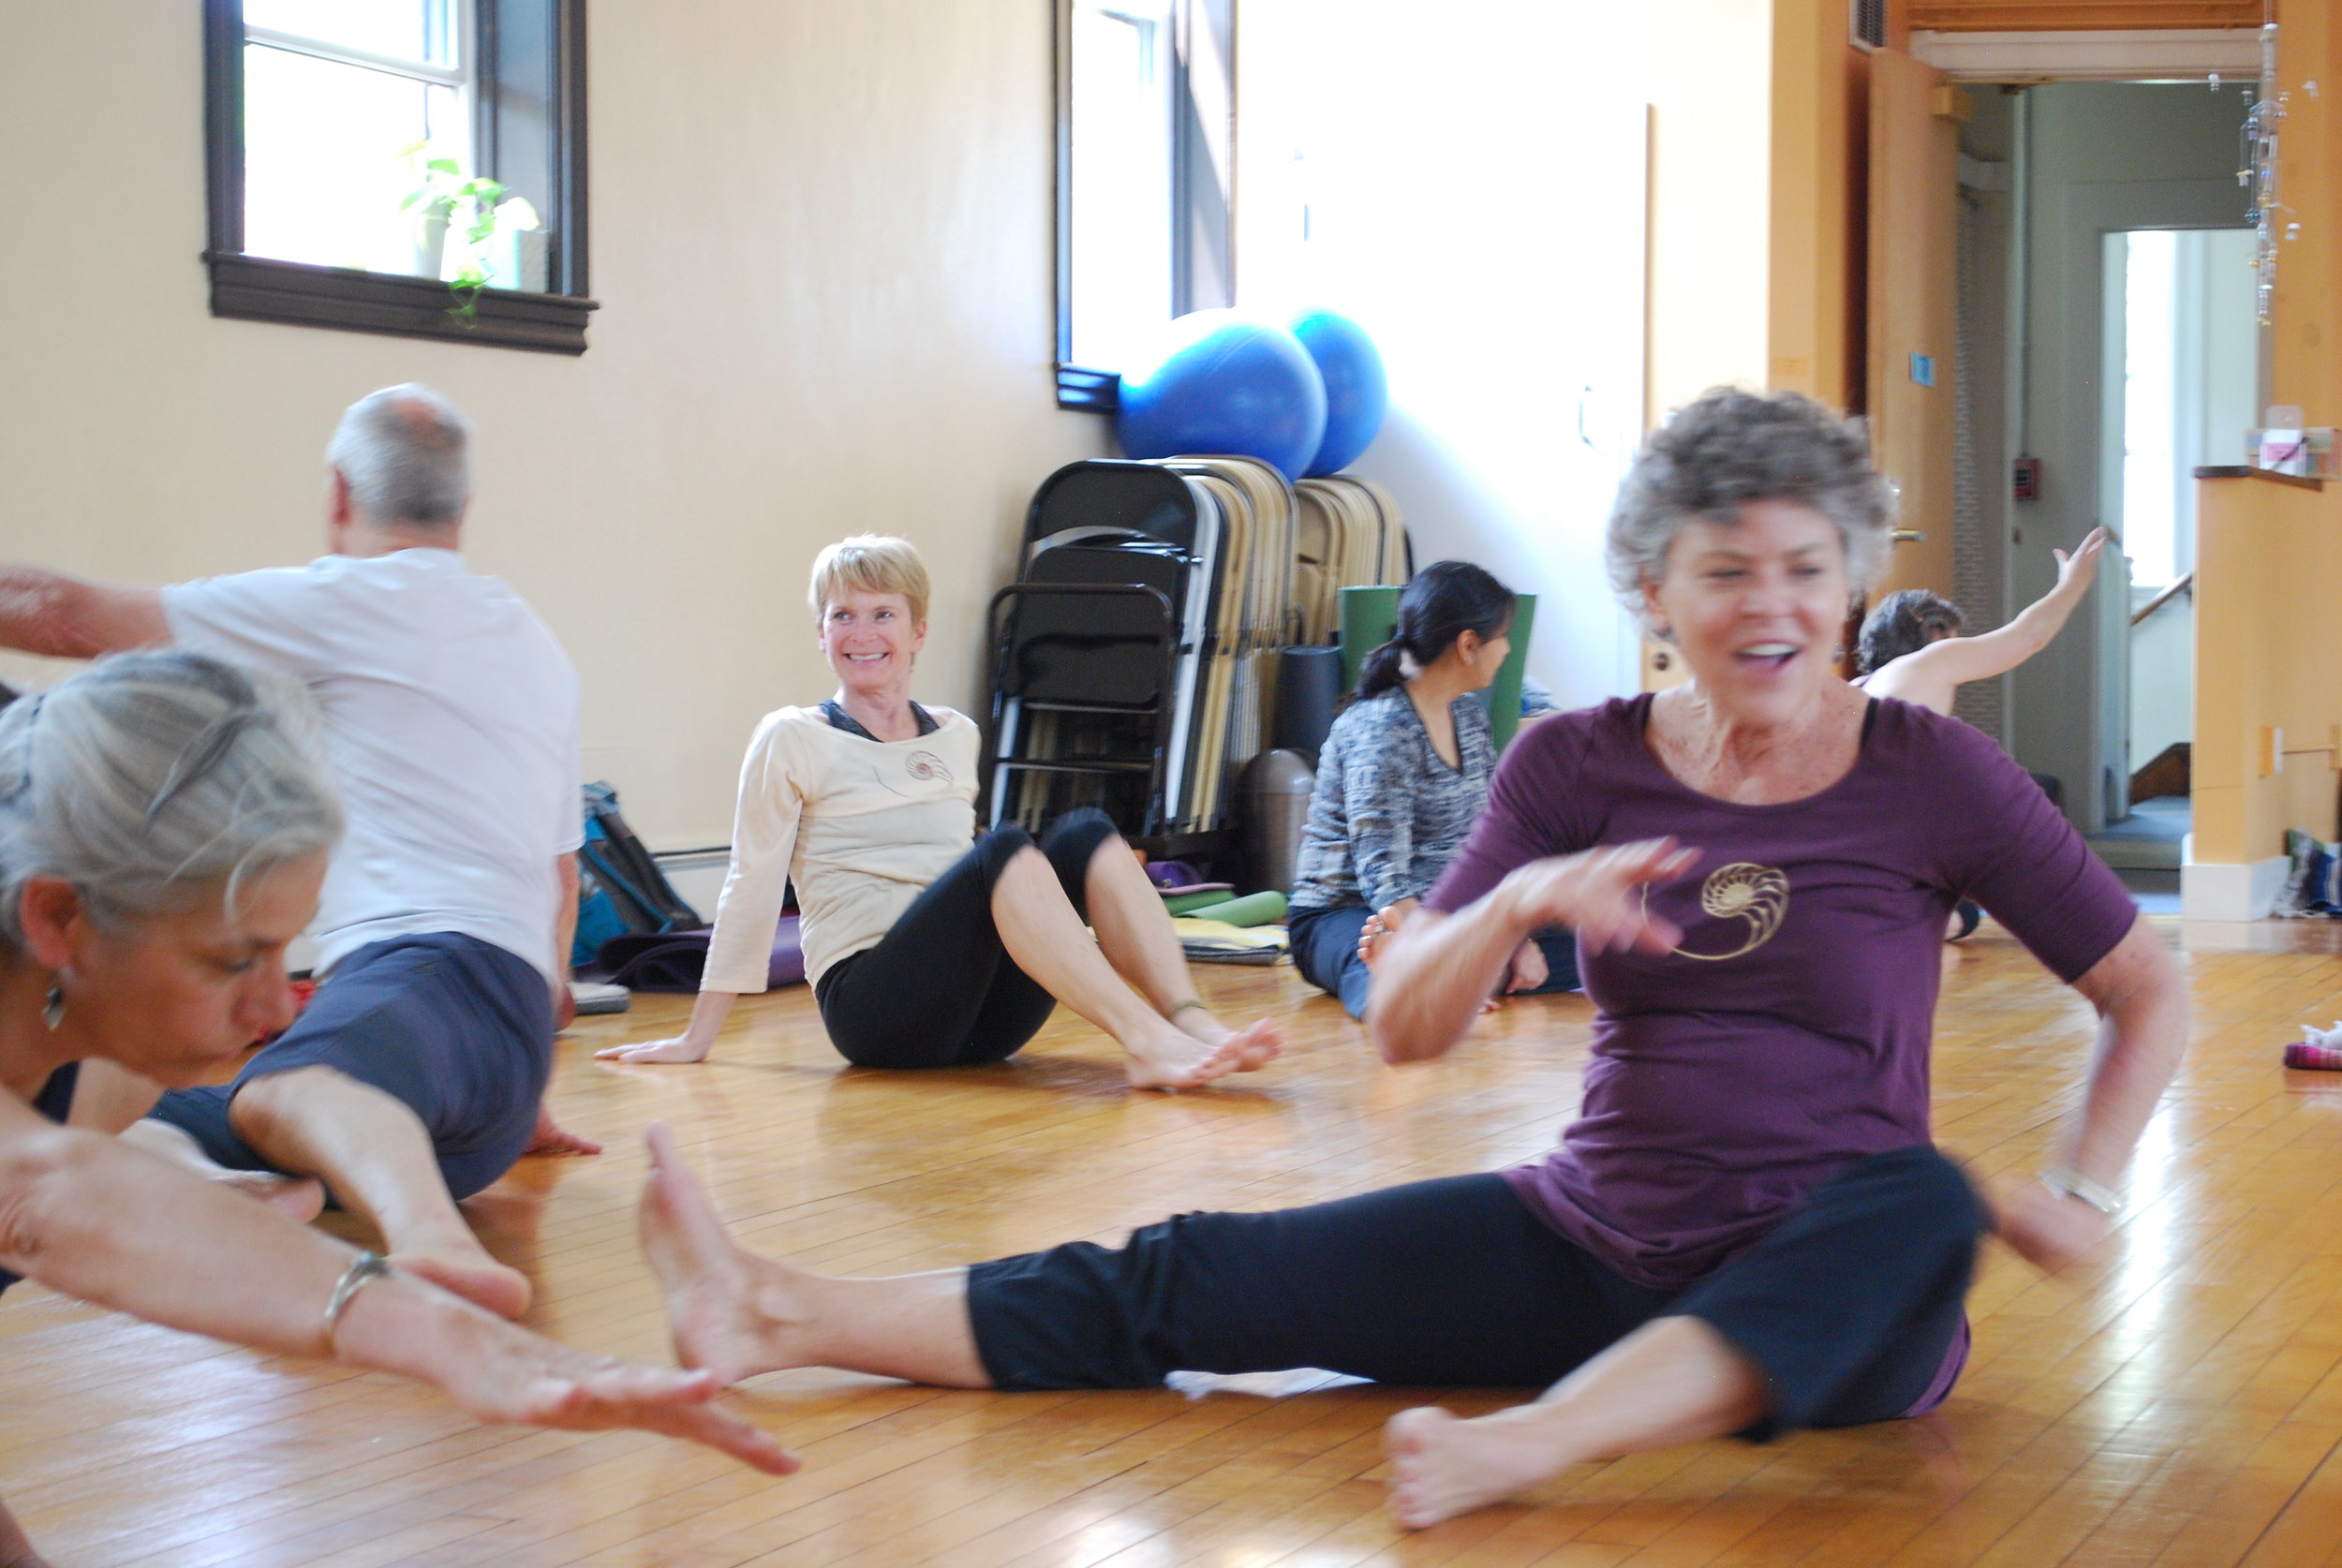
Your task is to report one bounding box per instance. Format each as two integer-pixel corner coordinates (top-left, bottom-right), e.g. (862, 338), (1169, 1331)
(228, 1067), (532, 1317)
(988, 848), (1272, 1088)
(639, 1122), (986, 1384)
(1385, 1315), (1768, 1529)
(1080, 838), (1282, 1068)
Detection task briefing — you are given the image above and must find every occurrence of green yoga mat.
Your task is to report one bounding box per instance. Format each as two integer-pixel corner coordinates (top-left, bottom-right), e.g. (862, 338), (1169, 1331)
(1337, 584), (1537, 753)
(1176, 890), (1288, 928)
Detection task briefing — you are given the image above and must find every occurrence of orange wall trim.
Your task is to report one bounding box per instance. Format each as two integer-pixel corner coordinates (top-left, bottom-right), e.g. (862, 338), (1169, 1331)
(1910, 2), (2262, 29)
(2192, 472), (2342, 866)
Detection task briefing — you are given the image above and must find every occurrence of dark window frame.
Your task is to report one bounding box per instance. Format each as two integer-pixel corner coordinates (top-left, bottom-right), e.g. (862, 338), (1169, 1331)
(1053, 0), (1236, 412)
(202, 0), (597, 355)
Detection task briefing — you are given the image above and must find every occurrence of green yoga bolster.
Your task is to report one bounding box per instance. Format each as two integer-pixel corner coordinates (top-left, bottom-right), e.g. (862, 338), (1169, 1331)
(1163, 888), (1238, 916)
(1176, 890), (1289, 928)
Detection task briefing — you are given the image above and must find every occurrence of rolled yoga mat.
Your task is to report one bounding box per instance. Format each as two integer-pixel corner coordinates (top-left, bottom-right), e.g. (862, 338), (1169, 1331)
(1273, 645), (1344, 764)
(1337, 584), (1538, 753)
(1176, 890), (1289, 928)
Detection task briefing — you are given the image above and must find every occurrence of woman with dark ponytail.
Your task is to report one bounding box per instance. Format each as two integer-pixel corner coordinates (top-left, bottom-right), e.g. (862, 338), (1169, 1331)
(1285, 561), (1574, 1018)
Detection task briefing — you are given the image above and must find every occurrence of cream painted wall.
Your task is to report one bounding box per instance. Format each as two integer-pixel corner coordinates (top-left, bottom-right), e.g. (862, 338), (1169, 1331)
(1646, 0), (1774, 422)
(0, 1), (1105, 849)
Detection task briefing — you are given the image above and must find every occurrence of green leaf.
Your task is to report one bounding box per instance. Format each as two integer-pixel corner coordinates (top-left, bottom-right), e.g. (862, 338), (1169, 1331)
(427, 157), (460, 174)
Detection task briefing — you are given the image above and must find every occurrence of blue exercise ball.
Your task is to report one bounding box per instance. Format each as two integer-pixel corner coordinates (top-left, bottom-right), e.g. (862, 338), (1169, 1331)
(1116, 311), (1328, 483)
(1289, 309), (1387, 477)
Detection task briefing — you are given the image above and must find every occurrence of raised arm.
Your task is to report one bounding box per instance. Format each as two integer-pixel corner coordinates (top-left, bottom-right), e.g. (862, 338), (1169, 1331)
(0, 1092), (793, 1472)
(1366, 841), (1693, 1064)
(1868, 529), (2105, 704)
(0, 566), (170, 658)
(1993, 913), (2187, 1272)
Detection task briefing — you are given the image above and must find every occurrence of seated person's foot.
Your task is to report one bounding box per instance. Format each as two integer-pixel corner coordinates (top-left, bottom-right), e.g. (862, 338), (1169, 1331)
(0, 1495), (52, 1568)
(1385, 1404), (1577, 1530)
(390, 1239), (534, 1320)
(639, 1122), (793, 1384)
(218, 1170), (329, 1223)
(526, 1102), (603, 1157)
(1124, 1013), (1282, 1089)
(118, 1118), (326, 1221)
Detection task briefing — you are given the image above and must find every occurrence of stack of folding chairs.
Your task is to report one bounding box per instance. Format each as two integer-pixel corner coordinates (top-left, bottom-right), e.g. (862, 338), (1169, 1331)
(983, 455), (1406, 851)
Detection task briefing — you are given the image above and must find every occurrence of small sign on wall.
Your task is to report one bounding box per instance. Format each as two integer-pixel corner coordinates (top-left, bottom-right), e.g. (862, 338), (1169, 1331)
(1908, 353), (1936, 389)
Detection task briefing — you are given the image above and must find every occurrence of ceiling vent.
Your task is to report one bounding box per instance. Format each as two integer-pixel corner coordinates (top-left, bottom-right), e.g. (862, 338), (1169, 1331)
(1851, 0), (1887, 51)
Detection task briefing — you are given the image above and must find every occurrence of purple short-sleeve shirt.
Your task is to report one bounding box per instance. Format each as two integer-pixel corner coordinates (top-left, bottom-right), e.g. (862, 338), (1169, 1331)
(1428, 695), (2136, 1303)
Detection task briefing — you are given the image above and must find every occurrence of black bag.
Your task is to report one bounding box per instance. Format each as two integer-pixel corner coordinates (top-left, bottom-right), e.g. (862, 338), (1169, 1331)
(579, 782), (705, 935)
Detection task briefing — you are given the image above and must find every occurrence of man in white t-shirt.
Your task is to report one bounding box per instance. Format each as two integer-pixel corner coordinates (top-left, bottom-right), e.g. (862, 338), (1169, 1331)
(0, 384), (591, 1318)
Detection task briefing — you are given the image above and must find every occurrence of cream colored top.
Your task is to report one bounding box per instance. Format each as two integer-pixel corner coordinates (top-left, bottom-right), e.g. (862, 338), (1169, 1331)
(700, 705), (981, 992)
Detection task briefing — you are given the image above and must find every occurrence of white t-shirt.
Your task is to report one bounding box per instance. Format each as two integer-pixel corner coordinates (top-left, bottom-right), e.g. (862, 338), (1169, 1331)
(162, 549), (582, 982)
(701, 706), (980, 991)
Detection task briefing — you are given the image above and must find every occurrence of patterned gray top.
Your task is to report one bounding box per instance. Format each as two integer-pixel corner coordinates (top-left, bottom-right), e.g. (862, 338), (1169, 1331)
(1289, 688), (1497, 913)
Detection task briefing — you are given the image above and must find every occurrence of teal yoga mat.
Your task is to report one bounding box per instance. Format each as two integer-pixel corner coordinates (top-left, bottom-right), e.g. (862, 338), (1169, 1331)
(1336, 584), (1537, 752)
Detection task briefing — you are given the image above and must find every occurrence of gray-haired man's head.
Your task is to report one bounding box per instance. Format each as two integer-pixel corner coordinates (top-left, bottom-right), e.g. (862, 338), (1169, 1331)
(324, 383), (474, 531)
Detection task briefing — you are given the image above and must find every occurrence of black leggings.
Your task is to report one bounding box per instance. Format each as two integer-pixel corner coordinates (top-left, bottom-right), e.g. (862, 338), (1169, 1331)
(968, 1144), (1985, 1436)
(814, 808), (1123, 1069)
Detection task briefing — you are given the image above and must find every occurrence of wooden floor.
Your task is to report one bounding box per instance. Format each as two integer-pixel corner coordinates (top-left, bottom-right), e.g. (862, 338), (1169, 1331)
(10, 916), (2342, 1567)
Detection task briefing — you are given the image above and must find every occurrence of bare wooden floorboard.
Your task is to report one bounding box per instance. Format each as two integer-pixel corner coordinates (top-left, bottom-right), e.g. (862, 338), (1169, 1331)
(8, 915), (2342, 1564)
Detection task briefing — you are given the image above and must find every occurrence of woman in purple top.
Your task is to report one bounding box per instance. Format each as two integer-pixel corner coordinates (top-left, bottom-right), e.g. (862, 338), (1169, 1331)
(627, 390), (2188, 1531)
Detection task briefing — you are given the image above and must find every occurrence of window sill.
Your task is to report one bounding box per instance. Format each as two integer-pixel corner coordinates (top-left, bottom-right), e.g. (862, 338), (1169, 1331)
(206, 252), (599, 355)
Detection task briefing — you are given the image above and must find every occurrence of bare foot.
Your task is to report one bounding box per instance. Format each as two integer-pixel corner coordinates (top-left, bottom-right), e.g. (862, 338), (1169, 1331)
(215, 1169), (329, 1223)
(117, 1119), (326, 1220)
(526, 1102), (603, 1157)
(391, 1245), (534, 1320)
(1386, 1404), (1575, 1530)
(0, 1493), (52, 1568)
(1124, 1016), (1282, 1089)
(639, 1122), (792, 1384)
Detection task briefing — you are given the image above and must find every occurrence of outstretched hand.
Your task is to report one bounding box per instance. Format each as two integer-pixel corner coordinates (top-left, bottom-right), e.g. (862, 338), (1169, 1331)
(2054, 526), (2108, 593)
(596, 1035), (712, 1066)
(454, 1321), (797, 1475)
(1989, 1175), (2112, 1275)
(1497, 840), (1697, 956)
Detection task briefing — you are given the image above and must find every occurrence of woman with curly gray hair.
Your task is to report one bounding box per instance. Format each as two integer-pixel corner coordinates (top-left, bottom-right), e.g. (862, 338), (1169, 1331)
(614, 389), (2186, 1533)
(0, 653), (791, 1563)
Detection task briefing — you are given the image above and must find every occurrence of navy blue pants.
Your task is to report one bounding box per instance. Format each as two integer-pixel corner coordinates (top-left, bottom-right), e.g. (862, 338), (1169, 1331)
(1289, 904), (1579, 1020)
(814, 808), (1122, 1069)
(150, 932), (555, 1203)
(968, 1145), (1983, 1437)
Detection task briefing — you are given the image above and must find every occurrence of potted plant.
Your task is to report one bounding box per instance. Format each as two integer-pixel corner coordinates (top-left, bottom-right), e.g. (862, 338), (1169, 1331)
(399, 143), (541, 324)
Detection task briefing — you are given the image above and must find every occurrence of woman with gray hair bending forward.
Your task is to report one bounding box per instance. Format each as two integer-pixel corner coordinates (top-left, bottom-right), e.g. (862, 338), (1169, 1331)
(627, 390), (2186, 1530)
(0, 654), (791, 1563)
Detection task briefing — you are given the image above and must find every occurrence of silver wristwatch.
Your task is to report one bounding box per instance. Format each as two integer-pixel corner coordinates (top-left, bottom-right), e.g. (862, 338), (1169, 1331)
(2039, 1164), (2124, 1218)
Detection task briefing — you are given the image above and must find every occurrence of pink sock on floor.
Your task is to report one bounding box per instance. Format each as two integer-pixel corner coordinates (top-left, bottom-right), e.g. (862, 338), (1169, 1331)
(2284, 1041), (2342, 1071)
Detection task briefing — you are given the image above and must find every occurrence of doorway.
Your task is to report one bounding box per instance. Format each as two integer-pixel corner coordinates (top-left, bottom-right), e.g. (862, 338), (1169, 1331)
(2094, 227), (2258, 878)
(1949, 81), (2256, 841)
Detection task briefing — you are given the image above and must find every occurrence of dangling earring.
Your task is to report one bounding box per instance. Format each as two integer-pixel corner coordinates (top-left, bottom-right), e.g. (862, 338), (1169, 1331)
(42, 982), (64, 1031)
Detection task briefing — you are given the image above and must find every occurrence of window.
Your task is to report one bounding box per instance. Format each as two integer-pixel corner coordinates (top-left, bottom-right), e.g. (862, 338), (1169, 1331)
(1055, 0), (1234, 410)
(203, 0), (594, 353)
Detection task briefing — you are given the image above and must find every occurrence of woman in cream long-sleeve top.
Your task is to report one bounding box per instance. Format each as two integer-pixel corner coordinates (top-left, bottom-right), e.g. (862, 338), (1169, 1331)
(596, 536), (1282, 1087)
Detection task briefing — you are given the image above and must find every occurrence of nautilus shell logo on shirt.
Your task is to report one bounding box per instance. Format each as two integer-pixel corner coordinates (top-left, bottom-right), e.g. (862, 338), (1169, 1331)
(1647, 862), (1790, 962)
(873, 749), (956, 798)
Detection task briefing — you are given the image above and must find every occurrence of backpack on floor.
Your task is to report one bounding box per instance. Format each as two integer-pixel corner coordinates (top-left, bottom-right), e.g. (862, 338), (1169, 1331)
(577, 781), (705, 945)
